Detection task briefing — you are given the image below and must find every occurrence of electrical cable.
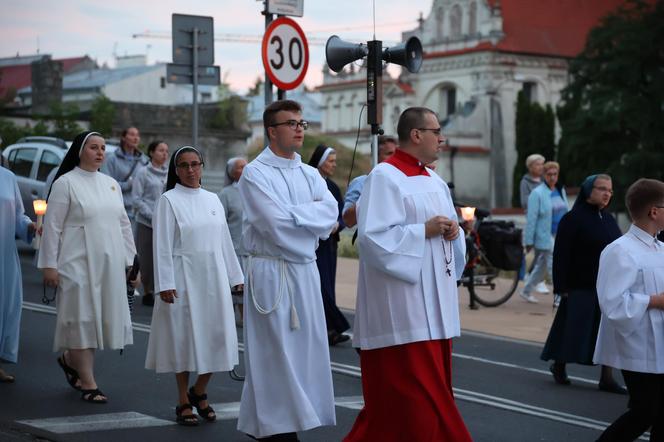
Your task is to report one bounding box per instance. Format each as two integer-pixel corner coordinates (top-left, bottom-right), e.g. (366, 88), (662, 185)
(347, 104), (367, 188)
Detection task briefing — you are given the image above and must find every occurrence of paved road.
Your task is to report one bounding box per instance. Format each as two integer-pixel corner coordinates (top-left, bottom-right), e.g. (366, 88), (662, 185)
(0, 245), (638, 441)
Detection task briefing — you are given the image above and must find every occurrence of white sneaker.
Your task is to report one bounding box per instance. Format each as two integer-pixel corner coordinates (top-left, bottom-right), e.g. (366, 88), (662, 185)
(536, 282), (549, 294)
(519, 291), (539, 303)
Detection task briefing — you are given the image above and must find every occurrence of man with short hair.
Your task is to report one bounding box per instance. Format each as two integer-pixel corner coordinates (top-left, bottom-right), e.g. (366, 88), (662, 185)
(342, 135), (397, 228)
(594, 178), (664, 441)
(237, 100), (338, 441)
(344, 107), (471, 441)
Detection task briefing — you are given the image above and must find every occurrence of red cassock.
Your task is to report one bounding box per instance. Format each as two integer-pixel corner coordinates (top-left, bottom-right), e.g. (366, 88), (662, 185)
(344, 339), (472, 442)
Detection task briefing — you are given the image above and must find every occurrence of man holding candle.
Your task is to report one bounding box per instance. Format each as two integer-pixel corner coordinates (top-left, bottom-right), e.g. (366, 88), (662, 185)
(0, 165), (35, 383)
(345, 107), (471, 441)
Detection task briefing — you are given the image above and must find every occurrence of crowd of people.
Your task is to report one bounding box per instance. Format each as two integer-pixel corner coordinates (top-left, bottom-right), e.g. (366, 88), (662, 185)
(1, 99), (664, 441)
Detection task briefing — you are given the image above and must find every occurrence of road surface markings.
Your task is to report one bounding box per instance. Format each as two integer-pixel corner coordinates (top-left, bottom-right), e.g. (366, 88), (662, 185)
(23, 302), (642, 438)
(16, 412), (173, 434)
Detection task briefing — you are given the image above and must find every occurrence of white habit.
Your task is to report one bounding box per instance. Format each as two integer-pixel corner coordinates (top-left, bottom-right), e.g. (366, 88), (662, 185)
(237, 147), (338, 438)
(593, 224), (664, 373)
(145, 184), (242, 373)
(38, 167), (135, 352)
(354, 162), (466, 350)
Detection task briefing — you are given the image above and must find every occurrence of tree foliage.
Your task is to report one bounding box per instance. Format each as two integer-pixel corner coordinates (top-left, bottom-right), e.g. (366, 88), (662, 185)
(208, 96), (248, 130)
(90, 95), (115, 137)
(512, 91), (555, 206)
(49, 102), (83, 140)
(557, 0), (664, 209)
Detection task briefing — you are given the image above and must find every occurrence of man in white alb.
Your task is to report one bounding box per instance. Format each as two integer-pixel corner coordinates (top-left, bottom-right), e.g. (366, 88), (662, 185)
(237, 100), (338, 441)
(345, 107), (472, 442)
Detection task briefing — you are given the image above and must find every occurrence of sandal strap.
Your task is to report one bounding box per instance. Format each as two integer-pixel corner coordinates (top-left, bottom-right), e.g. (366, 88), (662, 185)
(176, 403), (194, 414)
(81, 389), (106, 402)
(187, 386), (207, 402)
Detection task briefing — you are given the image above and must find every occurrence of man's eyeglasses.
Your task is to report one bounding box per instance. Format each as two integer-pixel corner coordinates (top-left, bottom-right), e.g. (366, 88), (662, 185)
(417, 127), (442, 136)
(176, 161), (204, 170)
(593, 186), (613, 195)
(271, 119), (309, 130)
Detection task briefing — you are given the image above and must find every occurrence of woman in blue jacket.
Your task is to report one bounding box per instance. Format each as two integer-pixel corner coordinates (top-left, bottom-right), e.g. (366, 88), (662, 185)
(521, 161), (568, 303)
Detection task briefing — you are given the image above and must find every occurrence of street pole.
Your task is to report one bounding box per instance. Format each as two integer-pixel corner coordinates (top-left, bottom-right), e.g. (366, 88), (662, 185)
(264, 3), (273, 144)
(367, 40), (384, 167)
(192, 27), (199, 148)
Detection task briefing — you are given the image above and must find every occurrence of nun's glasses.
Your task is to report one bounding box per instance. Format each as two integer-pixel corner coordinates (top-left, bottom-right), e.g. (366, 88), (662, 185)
(176, 161), (204, 170)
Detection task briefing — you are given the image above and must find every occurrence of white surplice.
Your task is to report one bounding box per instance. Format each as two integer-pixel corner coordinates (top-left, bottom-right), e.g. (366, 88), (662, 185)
(353, 163), (466, 350)
(37, 167), (135, 352)
(237, 147), (338, 438)
(145, 184), (242, 373)
(593, 224), (664, 373)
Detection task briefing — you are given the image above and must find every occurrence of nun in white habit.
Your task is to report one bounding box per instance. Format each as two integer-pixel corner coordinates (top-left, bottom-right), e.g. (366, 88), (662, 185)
(38, 131), (135, 404)
(145, 146), (243, 426)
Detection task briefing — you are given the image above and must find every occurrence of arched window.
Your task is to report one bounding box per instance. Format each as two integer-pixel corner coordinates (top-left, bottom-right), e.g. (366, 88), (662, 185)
(450, 5), (462, 38)
(440, 86), (457, 121)
(468, 2), (477, 35)
(436, 7), (445, 41)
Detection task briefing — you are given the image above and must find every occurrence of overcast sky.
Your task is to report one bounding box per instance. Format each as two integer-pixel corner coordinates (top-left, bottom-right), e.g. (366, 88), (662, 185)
(0, 0), (433, 93)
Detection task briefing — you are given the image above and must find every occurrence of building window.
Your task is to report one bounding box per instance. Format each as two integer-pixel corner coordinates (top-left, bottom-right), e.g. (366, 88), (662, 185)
(522, 81), (537, 103)
(468, 2), (477, 35)
(440, 87), (457, 121)
(450, 5), (462, 38)
(436, 8), (445, 41)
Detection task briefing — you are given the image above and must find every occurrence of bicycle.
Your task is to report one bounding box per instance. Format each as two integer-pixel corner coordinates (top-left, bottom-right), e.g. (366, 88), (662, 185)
(457, 207), (521, 309)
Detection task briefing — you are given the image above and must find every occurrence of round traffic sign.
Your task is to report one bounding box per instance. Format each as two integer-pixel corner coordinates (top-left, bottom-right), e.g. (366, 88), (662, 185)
(261, 17), (309, 91)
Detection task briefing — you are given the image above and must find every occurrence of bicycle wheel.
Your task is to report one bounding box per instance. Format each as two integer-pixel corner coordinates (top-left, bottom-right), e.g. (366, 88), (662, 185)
(467, 251), (519, 307)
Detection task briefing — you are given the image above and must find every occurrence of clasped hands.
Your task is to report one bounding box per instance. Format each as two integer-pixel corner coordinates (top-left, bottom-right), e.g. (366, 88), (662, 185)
(425, 216), (460, 241)
(159, 284), (245, 304)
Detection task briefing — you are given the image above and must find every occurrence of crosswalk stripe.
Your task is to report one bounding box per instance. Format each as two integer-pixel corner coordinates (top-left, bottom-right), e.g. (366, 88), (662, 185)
(16, 412), (174, 434)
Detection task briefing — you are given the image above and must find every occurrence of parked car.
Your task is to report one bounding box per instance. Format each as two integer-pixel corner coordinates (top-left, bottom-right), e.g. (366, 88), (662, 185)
(1, 136), (118, 220)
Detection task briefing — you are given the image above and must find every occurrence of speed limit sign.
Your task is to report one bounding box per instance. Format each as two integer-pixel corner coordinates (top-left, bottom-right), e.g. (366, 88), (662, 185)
(262, 17), (309, 90)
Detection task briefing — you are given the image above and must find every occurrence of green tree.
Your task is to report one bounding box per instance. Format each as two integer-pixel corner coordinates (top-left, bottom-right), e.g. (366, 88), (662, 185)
(209, 96), (248, 130)
(90, 95), (115, 137)
(557, 0), (664, 209)
(49, 102), (83, 140)
(512, 91), (555, 206)
(247, 77), (263, 97)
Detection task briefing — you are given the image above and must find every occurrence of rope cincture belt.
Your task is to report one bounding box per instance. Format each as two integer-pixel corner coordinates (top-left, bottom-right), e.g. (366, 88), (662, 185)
(247, 255), (300, 330)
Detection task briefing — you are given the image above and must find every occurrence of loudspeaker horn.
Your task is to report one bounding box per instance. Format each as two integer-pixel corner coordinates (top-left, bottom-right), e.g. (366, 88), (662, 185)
(382, 36), (423, 73)
(325, 35), (369, 73)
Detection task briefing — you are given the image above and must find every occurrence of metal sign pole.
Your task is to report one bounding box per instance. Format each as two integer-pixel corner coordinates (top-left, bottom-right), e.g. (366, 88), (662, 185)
(192, 27), (199, 148)
(264, 4), (273, 108)
(264, 2), (273, 145)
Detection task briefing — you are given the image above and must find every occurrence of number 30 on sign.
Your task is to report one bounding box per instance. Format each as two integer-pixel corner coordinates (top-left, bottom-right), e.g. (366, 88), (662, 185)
(262, 17), (309, 91)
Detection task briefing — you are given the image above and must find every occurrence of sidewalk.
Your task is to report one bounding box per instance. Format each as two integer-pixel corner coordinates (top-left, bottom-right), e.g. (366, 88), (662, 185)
(336, 257), (555, 344)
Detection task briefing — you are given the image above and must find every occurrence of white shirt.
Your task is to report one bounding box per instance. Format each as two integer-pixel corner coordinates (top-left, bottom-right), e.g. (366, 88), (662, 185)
(594, 224), (664, 373)
(353, 162), (466, 350)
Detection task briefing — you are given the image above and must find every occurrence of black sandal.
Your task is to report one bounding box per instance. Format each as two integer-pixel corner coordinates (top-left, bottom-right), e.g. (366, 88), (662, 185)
(0, 370), (15, 383)
(176, 403), (199, 426)
(187, 386), (216, 422)
(57, 353), (81, 391)
(81, 388), (107, 404)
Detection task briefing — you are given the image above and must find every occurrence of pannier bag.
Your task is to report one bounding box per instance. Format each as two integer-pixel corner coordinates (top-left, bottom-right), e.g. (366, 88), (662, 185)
(477, 220), (523, 270)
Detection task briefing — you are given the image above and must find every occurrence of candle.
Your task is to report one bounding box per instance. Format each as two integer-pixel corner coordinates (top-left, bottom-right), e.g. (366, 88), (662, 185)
(32, 199), (47, 250)
(460, 206), (476, 222)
